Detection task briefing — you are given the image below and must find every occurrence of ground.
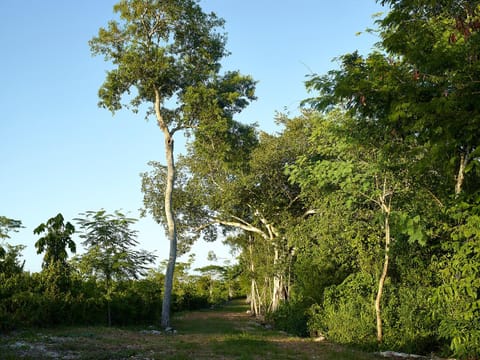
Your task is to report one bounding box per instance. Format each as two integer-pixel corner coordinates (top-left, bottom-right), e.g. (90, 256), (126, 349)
(0, 299), (385, 359)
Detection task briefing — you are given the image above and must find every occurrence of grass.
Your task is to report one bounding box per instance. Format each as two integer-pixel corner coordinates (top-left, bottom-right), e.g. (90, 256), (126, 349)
(0, 299), (384, 359)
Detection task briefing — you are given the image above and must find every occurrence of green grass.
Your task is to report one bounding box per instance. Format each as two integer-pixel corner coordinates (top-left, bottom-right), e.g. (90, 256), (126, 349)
(0, 300), (383, 359)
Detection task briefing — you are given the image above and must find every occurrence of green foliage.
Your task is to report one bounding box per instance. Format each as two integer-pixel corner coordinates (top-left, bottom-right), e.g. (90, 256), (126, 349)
(0, 264), (226, 330)
(287, 212), (357, 305)
(279, 1), (480, 356)
(268, 299), (308, 337)
(34, 213), (76, 269)
(308, 273), (377, 349)
(182, 111), (313, 316)
(140, 161), (215, 251)
(382, 285), (439, 354)
(0, 243), (25, 276)
(75, 210), (156, 282)
(284, 109), (450, 353)
(74, 209), (157, 326)
(432, 196), (480, 359)
(2, 2), (479, 358)
(195, 265), (231, 304)
(0, 216), (23, 240)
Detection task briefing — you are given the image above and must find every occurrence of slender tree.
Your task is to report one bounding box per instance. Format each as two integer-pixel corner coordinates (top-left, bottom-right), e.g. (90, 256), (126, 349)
(34, 213), (76, 296)
(90, 0), (255, 327)
(75, 209), (156, 326)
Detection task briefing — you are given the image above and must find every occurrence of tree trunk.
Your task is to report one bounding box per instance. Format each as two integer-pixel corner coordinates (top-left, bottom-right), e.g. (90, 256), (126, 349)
(155, 89), (178, 329)
(375, 204), (391, 343)
(248, 237), (259, 316)
(455, 149), (469, 196)
(271, 246), (282, 312)
(106, 276), (112, 327)
(161, 134), (177, 329)
(107, 301), (112, 327)
(250, 278), (259, 315)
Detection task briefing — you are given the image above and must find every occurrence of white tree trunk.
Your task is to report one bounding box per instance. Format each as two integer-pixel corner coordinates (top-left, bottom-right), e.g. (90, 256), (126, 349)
(375, 213), (390, 343)
(375, 178), (392, 343)
(248, 237), (260, 316)
(250, 278), (259, 316)
(455, 150), (469, 196)
(161, 135), (177, 328)
(161, 135), (177, 329)
(271, 246), (283, 312)
(155, 89), (178, 329)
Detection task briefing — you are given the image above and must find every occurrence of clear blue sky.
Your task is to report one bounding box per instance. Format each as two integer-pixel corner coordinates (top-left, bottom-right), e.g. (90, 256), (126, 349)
(0, 0), (384, 273)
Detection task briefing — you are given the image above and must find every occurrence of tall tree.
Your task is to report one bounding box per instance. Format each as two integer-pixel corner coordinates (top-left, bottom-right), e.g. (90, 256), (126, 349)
(90, 0), (255, 327)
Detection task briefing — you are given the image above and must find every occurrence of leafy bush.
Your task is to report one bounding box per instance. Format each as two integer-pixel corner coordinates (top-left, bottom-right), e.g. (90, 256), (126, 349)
(308, 272), (377, 349)
(382, 284), (439, 354)
(269, 299), (308, 337)
(432, 202), (480, 359)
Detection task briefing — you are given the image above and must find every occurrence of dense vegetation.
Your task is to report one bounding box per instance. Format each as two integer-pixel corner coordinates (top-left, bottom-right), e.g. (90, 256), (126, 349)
(2, 1), (480, 359)
(0, 211), (239, 331)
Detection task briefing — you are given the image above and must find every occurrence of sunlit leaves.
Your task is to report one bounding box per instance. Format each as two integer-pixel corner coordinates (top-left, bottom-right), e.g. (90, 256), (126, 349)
(140, 161), (213, 251)
(0, 216), (23, 240)
(33, 213), (76, 269)
(75, 209), (156, 282)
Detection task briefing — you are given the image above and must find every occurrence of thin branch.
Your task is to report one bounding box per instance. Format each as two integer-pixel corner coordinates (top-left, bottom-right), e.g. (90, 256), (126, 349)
(231, 215), (255, 227)
(359, 191), (381, 207)
(192, 217), (269, 240)
(286, 194), (301, 210)
(170, 124), (187, 136)
(423, 187), (444, 208)
(254, 209), (279, 239)
(192, 222), (215, 233)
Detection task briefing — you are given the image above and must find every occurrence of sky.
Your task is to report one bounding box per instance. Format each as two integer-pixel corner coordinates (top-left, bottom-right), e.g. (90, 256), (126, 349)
(0, 0), (385, 273)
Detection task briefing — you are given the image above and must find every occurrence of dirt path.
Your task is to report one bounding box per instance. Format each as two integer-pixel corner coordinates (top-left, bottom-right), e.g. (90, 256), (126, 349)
(0, 299), (383, 359)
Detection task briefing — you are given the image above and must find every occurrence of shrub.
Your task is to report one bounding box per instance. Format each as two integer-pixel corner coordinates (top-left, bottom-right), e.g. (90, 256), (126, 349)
(269, 299), (308, 337)
(308, 272), (377, 349)
(382, 284), (439, 354)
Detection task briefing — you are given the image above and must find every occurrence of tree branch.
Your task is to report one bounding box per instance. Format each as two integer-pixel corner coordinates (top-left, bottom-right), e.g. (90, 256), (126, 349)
(214, 218), (269, 240)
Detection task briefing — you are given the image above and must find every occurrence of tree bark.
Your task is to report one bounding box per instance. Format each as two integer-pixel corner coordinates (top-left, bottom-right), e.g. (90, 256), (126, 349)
(455, 149), (469, 196)
(155, 89), (178, 329)
(250, 278), (259, 315)
(161, 134), (177, 329)
(271, 246), (282, 312)
(375, 213), (390, 343)
(248, 238), (259, 316)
